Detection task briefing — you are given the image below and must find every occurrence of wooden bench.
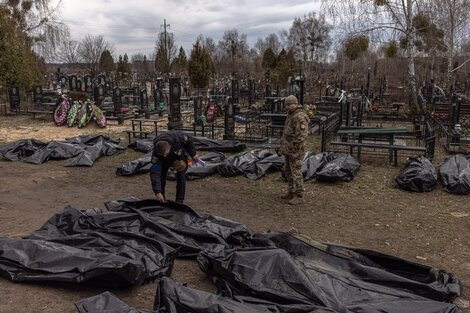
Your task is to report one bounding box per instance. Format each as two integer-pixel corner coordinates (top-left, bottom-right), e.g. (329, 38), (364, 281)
(330, 141), (428, 165)
(125, 130), (152, 144)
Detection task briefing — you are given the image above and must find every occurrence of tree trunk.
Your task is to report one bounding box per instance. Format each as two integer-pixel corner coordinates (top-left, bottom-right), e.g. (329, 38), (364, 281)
(406, 50), (420, 114)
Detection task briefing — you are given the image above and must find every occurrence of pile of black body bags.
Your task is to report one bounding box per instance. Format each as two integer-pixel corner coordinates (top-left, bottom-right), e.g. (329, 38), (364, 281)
(0, 199), (463, 313)
(396, 154), (470, 194)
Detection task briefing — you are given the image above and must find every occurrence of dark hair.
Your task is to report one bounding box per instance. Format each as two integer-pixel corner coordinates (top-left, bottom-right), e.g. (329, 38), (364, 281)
(155, 141), (170, 155)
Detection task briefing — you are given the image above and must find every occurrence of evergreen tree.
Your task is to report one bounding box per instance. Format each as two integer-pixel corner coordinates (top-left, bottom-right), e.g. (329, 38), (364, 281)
(99, 49), (115, 73)
(188, 40), (213, 88)
(172, 46), (188, 74)
(273, 49), (296, 87)
(0, 7), (43, 95)
(123, 53), (132, 74)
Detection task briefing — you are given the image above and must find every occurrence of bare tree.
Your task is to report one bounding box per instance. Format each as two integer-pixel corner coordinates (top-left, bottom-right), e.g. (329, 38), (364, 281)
(281, 12), (331, 79)
(1, 0), (70, 61)
(430, 0), (470, 89)
(322, 0), (434, 112)
(55, 36), (81, 65)
(77, 34), (115, 76)
(254, 33), (283, 55)
(217, 29), (250, 76)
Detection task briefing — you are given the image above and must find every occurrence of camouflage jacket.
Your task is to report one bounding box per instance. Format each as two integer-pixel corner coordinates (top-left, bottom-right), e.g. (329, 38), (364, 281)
(279, 108), (309, 155)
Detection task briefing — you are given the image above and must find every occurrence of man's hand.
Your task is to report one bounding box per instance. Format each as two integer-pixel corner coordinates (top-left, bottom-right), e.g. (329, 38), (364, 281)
(156, 193), (166, 202)
(192, 155), (206, 167)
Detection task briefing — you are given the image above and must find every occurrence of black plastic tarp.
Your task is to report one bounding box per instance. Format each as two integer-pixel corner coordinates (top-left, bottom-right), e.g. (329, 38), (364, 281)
(396, 156), (437, 192)
(128, 137), (246, 153)
(0, 135), (125, 166)
(24, 206), (177, 286)
(302, 152), (332, 181)
(0, 200), (254, 287)
(439, 154), (470, 194)
(116, 151), (225, 179)
(76, 291), (155, 313)
(101, 199), (253, 257)
(314, 152), (360, 182)
(0, 236), (150, 286)
(76, 277), (336, 313)
(197, 232), (462, 313)
(217, 150), (284, 179)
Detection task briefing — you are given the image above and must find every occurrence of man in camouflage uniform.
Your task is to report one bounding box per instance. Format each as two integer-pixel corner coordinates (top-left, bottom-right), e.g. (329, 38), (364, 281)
(279, 95), (310, 205)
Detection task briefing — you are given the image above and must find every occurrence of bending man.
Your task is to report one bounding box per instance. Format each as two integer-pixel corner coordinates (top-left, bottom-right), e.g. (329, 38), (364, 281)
(150, 130), (201, 203)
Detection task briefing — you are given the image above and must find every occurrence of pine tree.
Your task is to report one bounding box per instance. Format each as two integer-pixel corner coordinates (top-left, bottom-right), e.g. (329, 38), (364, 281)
(99, 49), (115, 74)
(188, 40), (213, 88)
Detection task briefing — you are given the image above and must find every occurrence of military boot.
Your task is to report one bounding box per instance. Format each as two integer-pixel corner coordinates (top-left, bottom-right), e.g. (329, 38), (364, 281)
(280, 192), (294, 200)
(288, 194), (304, 205)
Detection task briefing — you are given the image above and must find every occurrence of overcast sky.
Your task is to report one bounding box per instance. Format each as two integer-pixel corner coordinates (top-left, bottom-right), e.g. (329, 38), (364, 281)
(60, 0), (322, 57)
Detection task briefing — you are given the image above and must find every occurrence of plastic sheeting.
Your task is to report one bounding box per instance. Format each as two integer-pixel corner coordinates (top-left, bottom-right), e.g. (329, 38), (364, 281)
(314, 152), (360, 182)
(128, 137), (246, 153)
(0, 135), (125, 166)
(396, 156), (437, 192)
(302, 152), (332, 181)
(439, 154), (470, 194)
(101, 199), (253, 256)
(198, 232), (462, 313)
(76, 277), (336, 313)
(0, 200), (254, 287)
(0, 237), (152, 286)
(76, 291), (154, 313)
(75, 231), (463, 313)
(217, 150), (284, 179)
(116, 151), (225, 178)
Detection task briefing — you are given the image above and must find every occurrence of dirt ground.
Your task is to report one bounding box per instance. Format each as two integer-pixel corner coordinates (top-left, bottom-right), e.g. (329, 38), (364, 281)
(0, 114), (469, 313)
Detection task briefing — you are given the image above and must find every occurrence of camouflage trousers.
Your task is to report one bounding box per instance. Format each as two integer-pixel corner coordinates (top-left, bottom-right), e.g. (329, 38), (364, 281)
(284, 154), (304, 196)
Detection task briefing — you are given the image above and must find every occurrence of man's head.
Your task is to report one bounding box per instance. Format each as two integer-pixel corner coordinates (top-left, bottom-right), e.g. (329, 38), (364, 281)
(155, 140), (171, 157)
(285, 95), (298, 112)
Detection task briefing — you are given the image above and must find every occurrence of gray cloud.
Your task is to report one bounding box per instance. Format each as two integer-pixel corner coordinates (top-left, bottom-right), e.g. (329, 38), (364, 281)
(61, 0), (321, 57)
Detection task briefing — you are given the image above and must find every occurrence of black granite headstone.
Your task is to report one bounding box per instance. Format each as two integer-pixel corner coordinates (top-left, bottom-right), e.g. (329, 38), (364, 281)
(168, 77), (182, 129)
(224, 102), (235, 139)
(94, 85), (105, 104)
(69, 75), (77, 91)
(84, 75), (93, 93)
(248, 79), (256, 104)
(113, 87), (122, 113)
(231, 79), (239, 104)
(8, 85), (20, 111)
(32, 85), (43, 103)
(140, 89), (148, 111)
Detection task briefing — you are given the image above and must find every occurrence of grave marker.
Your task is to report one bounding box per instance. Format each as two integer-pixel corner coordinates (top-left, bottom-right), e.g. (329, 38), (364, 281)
(69, 75), (77, 91)
(113, 87), (122, 113)
(32, 85), (43, 103)
(8, 85), (20, 111)
(84, 75), (93, 93)
(168, 77), (182, 129)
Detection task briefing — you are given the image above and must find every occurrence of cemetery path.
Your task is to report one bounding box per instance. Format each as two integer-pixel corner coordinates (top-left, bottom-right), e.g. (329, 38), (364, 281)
(0, 116), (468, 313)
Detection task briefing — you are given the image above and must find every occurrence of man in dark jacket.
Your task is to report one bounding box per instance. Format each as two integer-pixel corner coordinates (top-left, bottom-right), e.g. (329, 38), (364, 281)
(150, 130), (201, 203)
